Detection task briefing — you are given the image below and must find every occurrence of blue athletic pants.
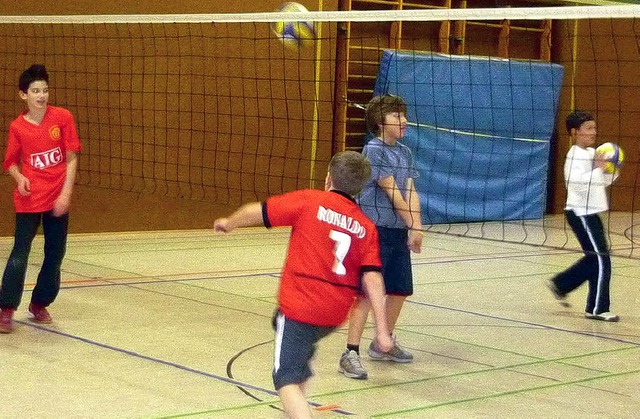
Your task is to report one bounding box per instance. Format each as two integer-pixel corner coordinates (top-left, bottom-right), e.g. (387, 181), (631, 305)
(0, 211), (68, 310)
(553, 210), (612, 315)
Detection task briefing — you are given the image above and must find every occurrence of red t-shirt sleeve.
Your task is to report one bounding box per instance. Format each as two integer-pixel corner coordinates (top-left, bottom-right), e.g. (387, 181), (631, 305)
(60, 108), (82, 153)
(3, 125), (21, 171)
(264, 190), (308, 228)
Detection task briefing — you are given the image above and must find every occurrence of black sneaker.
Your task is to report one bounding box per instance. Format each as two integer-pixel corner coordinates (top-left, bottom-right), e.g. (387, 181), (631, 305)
(547, 280), (571, 307)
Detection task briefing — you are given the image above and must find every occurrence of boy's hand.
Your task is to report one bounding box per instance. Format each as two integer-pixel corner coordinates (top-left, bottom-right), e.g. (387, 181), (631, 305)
(594, 153), (607, 170)
(408, 230), (423, 253)
(16, 174), (30, 196)
(214, 218), (232, 233)
(52, 194), (71, 216)
(374, 333), (394, 353)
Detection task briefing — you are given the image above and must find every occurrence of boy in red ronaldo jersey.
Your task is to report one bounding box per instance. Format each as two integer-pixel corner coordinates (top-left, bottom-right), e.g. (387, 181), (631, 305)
(0, 65), (82, 333)
(214, 151), (393, 418)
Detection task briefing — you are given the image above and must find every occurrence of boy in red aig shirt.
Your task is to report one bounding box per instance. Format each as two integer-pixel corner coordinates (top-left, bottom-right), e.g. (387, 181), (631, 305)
(0, 64), (82, 333)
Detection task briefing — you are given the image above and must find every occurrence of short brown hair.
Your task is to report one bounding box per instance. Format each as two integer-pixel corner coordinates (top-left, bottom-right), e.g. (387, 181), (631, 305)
(365, 94), (407, 135)
(329, 151), (371, 196)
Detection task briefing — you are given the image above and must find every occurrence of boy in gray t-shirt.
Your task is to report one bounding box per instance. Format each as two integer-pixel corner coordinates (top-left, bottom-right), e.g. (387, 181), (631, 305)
(338, 94), (424, 380)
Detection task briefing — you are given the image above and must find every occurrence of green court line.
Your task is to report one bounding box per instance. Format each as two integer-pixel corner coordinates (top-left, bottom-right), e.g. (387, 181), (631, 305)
(370, 367), (640, 417)
(401, 323), (632, 356)
(333, 325), (547, 370)
(155, 398), (282, 418)
(157, 347), (638, 418)
(400, 329), (547, 360)
(155, 393), (353, 418)
(396, 324), (579, 362)
(152, 333), (636, 418)
(314, 346), (637, 399)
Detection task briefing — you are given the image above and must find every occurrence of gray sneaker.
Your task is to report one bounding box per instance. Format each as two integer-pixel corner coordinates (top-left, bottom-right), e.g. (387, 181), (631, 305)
(339, 350), (368, 379)
(368, 336), (413, 363)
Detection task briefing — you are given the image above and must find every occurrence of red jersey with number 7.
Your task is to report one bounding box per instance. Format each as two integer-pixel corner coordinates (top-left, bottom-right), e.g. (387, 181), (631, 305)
(263, 189), (382, 327)
(3, 106), (82, 213)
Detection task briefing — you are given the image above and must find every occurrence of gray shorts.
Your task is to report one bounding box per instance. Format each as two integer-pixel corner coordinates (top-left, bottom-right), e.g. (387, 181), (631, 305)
(272, 310), (334, 390)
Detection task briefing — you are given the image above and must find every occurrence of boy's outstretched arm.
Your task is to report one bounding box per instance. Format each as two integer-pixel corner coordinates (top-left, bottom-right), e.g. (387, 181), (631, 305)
(214, 202), (264, 233)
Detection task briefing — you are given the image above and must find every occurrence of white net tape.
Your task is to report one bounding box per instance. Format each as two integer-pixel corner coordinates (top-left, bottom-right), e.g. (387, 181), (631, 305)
(1, 5), (640, 24)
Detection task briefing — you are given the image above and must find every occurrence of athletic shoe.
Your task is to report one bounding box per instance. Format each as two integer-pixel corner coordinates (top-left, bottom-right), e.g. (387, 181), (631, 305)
(28, 303), (52, 324)
(368, 336), (413, 363)
(0, 308), (15, 333)
(339, 350), (368, 380)
(546, 280), (571, 307)
(585, 312), (619, 322)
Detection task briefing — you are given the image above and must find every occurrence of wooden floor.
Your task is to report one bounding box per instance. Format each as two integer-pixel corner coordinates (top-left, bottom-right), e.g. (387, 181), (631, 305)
(1, 221), (639, 418)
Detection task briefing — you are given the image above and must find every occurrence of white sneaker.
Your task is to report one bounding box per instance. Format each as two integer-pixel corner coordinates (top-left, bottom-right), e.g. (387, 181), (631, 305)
(585, 312), (620, 322)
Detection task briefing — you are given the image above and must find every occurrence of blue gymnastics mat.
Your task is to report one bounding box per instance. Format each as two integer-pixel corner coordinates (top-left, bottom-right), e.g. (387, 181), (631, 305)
(372, 51), (564, 224)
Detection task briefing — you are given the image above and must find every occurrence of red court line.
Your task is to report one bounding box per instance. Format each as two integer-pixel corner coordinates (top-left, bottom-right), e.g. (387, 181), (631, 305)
(25, 278), (104, 287)
(315, 405), (342, 411)
(24, 267), (281, 288)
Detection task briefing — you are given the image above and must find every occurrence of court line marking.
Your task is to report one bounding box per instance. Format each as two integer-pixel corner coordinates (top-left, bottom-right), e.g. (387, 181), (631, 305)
(32, 271), (639, 383)
(20, 259), (638, 350)
(11, 239), (638, 415)
(312, 346), (638, 399)
(407, 301), (640, 346)
(22, 266), (636, 349)
(14, 321), (355, 417)
(156, 399), (353, 418)
(12, 275), (637, 416)
(24, 268), (283, 288)
(370, 367), (640, 417)
(18, 246), (597, 289)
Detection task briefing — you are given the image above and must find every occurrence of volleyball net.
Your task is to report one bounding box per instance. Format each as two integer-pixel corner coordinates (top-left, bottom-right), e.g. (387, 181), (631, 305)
(0, 5), (638, 257)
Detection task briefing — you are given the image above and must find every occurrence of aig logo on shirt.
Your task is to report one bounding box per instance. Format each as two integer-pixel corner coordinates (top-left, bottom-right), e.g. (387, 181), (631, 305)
(49, 125), (61, 140)
(31, 147), (63, 169)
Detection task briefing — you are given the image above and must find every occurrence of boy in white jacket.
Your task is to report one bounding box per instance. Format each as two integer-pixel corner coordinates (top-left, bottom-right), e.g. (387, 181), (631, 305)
(547, 110), (619, 322)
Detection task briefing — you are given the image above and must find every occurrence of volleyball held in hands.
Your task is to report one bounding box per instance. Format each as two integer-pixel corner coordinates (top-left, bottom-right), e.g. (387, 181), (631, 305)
(596, 142), (624, 174)
(271, 2), (316, 49)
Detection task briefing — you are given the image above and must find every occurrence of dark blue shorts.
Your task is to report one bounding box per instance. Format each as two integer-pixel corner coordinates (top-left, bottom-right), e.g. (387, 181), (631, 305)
(272, 311), (334, 390)
(378, 227), (413, 296)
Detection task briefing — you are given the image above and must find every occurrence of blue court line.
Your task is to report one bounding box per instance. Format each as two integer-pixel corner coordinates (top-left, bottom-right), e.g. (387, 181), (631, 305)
(16, 321), (355, 416)
(406, 300), (640, 346)
(35, 264), (638, 349)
